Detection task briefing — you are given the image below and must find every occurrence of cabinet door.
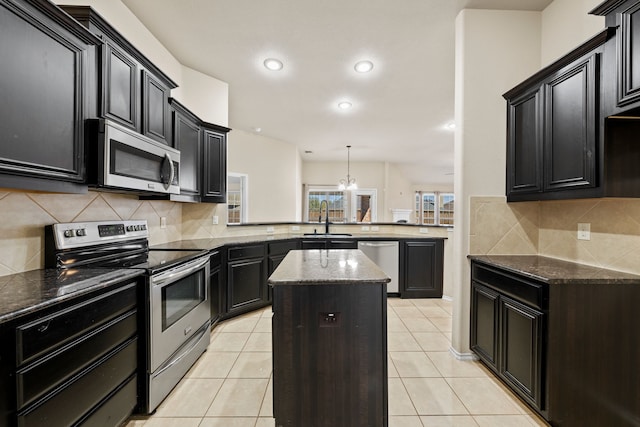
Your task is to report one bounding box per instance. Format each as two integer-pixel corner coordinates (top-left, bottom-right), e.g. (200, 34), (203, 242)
(202, 129), (227, 203)
(618, 2), (640, 106)
(506, 88), (542, 197)
(227, 258), (266, 315)
(142, 71), (170, 145)
(470, 282), (499, 369)
(400, 240), (444, 298)
(0, 0), (91, 187)
(543, 53), (598, 192)
(103, 42), (138, 129)
(500, 296), (544, 409)
(173, 110), (201, 197)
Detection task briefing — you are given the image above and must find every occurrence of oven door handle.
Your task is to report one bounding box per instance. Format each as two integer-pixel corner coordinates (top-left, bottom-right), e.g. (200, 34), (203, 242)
(151, 256), (209, 287)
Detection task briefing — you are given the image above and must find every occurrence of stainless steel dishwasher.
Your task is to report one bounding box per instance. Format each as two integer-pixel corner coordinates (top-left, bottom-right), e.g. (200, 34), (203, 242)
(358, 241), (399, 294)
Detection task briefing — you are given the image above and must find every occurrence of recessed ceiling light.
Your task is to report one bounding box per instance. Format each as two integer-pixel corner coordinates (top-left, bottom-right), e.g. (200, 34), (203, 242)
(338, 101), (352, 110)
(446, 121), (456, 130)
(263, 58), (283, 71)
(253, 127), (262, 133)
(354, 60), (374, 73)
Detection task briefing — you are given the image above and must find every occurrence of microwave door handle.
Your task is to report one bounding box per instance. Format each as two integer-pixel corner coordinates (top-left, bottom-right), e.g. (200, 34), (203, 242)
(161, 153), (175, 190)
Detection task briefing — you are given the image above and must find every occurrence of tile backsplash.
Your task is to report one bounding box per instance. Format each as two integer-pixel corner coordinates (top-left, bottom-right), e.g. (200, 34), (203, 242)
(470, 196), (640, 275)
(0, 189), (182, 276)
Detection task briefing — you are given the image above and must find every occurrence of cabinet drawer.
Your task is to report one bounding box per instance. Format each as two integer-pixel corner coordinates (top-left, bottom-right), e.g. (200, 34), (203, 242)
(328, 239), (358, 249)
(17, 310), (137, 408)
(16, 283), (137, 365)
(472, 264), (546, 310)
(78, 374), (137, 427)
(301, 240), (326, 249)
(268, 240), (298, 255)
(210, 250), (222, 267)
(228, 244), (265, 261)
(17, 338), (137, 427)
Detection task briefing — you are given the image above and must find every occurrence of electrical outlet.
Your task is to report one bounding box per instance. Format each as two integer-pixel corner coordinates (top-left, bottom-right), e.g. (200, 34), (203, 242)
(419, 228), (429, 234)
(577, 223), (591, 240)
(266, 226), (274, 233)
(371, 226), (380, 232)
(361, 226), (370, 232)
(212, 215), (219, 225)
(160, 217), (167, 229)
(291, 225), (300, 231)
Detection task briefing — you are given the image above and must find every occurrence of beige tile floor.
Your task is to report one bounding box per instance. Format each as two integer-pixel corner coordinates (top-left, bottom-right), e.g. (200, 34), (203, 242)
(125, 298), (549, 427)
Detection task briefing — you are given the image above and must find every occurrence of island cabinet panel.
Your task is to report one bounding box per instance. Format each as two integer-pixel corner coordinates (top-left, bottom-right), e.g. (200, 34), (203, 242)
(272, 283), (387, 427)
(0, 0), (98, 193)
(399, 240), (444, 298)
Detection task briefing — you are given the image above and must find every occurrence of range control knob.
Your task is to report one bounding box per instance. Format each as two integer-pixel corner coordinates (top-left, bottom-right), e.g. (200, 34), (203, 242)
(75, 229), (86, 237)
(63, 229), (74, 238)
(126, 225), (134, 232)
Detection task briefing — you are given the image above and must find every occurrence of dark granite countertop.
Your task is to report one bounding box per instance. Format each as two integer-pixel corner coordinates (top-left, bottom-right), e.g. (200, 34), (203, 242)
(469, 255), (640, 284)
(0, 268), (145, 324)
(150, 233), (446, 251)
(268, 249), (391, 286)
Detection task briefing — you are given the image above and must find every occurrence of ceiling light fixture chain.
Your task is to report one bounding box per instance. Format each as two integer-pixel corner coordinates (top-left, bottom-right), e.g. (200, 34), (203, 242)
(338, 145), (357, 190)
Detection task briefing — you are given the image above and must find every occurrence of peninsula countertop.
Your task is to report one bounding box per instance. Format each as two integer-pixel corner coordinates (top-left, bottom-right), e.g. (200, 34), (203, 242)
(268, 249), (391, 286)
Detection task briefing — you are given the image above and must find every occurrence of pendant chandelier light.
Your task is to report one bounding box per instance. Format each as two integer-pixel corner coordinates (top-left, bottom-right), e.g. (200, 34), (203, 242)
(338, 145), (357, 190)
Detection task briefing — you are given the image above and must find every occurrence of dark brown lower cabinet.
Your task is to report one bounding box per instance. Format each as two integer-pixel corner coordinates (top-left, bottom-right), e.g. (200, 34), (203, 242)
(272, 283), (388, 427)
(1, 280), (141, 427)
(400, 240), (444, 298)
(470, 258), (640, 426)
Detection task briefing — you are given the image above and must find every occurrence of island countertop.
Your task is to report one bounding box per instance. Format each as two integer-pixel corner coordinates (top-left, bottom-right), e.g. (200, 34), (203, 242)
(268, 249), (391, 286)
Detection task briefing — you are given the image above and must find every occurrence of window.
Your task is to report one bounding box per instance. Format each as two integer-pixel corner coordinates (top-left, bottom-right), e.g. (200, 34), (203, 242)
(306, 189), (346, 223)
(304, 186), (377, 223)
(227, 174), (248, 224)
(415, 191), (454, 225)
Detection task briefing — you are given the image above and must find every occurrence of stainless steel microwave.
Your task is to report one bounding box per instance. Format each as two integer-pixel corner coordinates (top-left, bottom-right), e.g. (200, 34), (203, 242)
(86, 119), (180, 194)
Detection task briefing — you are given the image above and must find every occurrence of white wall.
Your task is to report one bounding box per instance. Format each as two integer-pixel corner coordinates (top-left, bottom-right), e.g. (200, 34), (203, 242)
(541, 0), (605, 65)
(452, 9), (542, 356)
(227, 130), (301, 222)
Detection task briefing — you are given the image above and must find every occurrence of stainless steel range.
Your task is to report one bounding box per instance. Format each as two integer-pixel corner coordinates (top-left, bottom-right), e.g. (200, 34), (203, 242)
(45, 220), (211, 414)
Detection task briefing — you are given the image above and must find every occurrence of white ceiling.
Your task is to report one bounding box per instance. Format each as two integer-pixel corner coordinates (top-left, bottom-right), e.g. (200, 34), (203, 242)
(122, 0), (553, 185)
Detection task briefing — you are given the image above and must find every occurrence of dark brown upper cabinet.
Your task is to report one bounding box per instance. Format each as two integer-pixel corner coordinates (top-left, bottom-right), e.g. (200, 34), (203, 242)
(592, 0), (640, 108)
(504, 29), (613, 202)
(141, 101), (230, 204)
(201, 122), (230, 204)
(61, 6), (176, 146)
(0, 0), (100, 193)
(170, 98), (202, 202)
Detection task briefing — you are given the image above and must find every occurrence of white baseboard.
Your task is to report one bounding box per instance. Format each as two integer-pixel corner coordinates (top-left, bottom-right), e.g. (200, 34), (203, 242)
(449, 346), (479, 361)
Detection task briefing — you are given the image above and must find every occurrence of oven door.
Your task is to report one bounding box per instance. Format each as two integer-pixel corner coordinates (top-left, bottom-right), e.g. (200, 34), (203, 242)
(150, 255), (210, 371)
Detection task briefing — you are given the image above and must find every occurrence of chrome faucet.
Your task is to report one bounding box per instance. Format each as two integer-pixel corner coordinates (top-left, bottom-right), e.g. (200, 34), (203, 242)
(319, 200), (330, 234)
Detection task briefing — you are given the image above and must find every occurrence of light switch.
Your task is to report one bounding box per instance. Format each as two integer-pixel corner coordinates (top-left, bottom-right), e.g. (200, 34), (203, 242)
(160, 217), (167, 229)
(577, 223), (591, 240)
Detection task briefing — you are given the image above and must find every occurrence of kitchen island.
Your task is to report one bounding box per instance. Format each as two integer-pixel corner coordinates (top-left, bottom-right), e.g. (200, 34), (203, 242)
(268, 249), (390, 427)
